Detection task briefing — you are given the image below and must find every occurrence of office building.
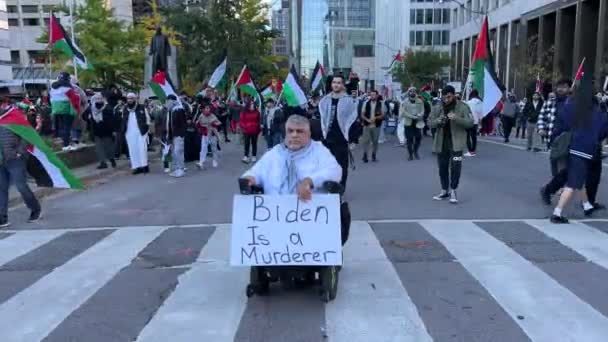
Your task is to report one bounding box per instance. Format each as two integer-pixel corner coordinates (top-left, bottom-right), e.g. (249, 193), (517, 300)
(451, 0), (608, 94)
(288, 0), (329, 76)
(272, 5), (289, 57)
(0, 1), (12, 81)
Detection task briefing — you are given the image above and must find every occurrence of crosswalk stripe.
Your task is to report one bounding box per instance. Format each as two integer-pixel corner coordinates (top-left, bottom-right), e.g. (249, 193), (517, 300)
(0, 226), (165, 342)
(136, 224), (249, 342)
(0, 230), (64, 267)
(324, 221), (433, 342)
(422, 220), (608, 342)
(526, 220), (608, 271)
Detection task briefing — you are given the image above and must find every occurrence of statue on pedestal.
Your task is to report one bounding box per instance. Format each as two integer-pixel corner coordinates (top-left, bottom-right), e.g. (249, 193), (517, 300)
(149, 26), (171, 73)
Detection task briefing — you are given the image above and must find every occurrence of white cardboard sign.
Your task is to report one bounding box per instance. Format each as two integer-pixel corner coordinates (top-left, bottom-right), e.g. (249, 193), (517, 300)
(230, 194), (342, 266)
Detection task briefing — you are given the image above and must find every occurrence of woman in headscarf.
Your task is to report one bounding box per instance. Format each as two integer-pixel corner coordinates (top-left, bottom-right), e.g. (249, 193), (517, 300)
(84, 93), (116, 169)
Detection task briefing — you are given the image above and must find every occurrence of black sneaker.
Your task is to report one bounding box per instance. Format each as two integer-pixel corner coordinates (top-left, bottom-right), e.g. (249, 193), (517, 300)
(433, 191), (450, 201)
(414, 152), (420, 160)
(540, 187), (551, 205)
(593, 203), (606, 211)
(550, 215), (569, 224)
(0, 218), (10, 228)
(362, 154), (368, 163)
(28, 210), (42, 223)
(142, 166), (150, 174)
(407, 155), (413, 161)
(97, 163), (108, 170)
(110, 159), (117, 168)
(371, 153), (377, 162)
(584, 208), (595, 217)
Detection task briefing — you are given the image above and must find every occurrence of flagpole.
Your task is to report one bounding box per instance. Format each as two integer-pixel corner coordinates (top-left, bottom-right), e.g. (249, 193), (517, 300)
(69, 0), (78, 78)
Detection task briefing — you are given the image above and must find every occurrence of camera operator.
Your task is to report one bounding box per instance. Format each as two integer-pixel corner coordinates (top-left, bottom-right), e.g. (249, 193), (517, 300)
(428, 85), (474, 204)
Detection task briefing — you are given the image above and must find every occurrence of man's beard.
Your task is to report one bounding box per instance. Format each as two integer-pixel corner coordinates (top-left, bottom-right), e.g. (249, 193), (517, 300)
(127, 102), (136, 108)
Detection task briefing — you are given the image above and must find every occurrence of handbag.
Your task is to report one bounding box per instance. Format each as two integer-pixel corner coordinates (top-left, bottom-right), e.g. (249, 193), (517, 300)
(549, 131), (572, 160)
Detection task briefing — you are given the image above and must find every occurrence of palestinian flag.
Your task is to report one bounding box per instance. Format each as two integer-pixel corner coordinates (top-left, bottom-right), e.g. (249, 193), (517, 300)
(283, 65), (308, 107)
(260, 84), (274, 100)
(0, 107), (82, 189)
(149, 71), (177, 103)
(389, 50), (403, 73)
(271, 78), (283, 95)
(574, 58), (586, 85)
(235, 65), (261, 108)
(48, 13), (92, 70)
(535, 74), (542, 94)
(310, 61), (326, 94)
(227, 80), (238, 102)
(208, 52), (227, 90)
(50, 85), (80, 116)
(464, 17), (502, 116)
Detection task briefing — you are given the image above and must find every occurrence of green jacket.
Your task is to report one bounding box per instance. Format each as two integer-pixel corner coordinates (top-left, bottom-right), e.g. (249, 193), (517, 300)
(429, 100), (474, 153)
(399, 97), (424, 126)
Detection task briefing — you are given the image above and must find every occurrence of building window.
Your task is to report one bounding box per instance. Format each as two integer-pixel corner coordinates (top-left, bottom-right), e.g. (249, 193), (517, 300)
(410, 31), (415, 46)
(410, 9), (416, 24)
(28, 50), (46, 64)
(425, 9), (433, 24)
(21, 5), (38, 13)
(10, 51), (20, 64)
(433, 30), (441, 45)
(23, 18), (39, 26)
(8, 19), (19, 27)
(442, 30), (450, 45)
(354, 45), (373, 57)
(513, 20), (520, 46)
(425, 31), (432, 46)
(453, 9), (458, 28)
(7, 5), (17, 13)
(466, 1), (472, 21)
(416, 9), (424, 24)
(443, 9), (450, 24)
(434, 9), (442, 24)
(415, 31), (423, 46)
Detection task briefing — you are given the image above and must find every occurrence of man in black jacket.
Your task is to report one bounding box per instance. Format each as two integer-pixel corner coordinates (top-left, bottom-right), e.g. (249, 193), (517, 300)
(166, 94), (187, 177)
(0, 126), (41, 227)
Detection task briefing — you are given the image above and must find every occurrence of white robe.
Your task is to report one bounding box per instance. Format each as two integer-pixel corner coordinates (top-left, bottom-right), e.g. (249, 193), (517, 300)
(125, 110), (148, 169)
(242, 141), (342, 195)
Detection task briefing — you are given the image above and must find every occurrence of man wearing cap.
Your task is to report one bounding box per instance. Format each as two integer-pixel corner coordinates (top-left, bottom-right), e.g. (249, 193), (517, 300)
(121, 93), (150, 174)
(429, 85), (474, 204)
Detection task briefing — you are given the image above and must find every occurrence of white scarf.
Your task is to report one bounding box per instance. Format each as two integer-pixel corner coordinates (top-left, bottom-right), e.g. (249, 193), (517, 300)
(277, 142), (314, 195)
(90, 94), (105, 123)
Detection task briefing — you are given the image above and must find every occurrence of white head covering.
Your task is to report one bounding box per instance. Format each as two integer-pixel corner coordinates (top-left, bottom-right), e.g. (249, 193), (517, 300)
(126, 92), (137, 99)
(90, 92), (105, 123)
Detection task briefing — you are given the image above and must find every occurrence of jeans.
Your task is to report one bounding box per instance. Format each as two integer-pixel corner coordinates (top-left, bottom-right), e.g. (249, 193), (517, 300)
(244, 134), (258, 157)
(94, 136), (114, 164)
(200, 135), (218, 163)
(0, 158), (41, 218)
(437, 150), (463, 191)
(361, 126), (380, 156)
(404, 125), (421, 156)
(526, 122), (541, 150)
(56, 114), (74, 147)
(466, 124), (478, 152)
(502, 116), (515, 141)
(172, 136), (185, 171)
(71, 128), (82, 143)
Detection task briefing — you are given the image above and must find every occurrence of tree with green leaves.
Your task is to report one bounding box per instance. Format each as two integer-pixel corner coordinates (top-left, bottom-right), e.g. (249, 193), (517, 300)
(39, 0), (146, 89)
(392, 49), (452, 88)
(163, 0), (284, 94)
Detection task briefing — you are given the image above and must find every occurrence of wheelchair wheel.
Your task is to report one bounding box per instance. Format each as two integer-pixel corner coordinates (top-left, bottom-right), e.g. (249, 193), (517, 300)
(246, 267), (269, 297)
(319, 266), (339, 303)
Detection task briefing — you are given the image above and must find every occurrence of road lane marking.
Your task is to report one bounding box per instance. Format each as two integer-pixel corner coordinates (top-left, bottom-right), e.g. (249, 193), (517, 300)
(324, 221), (433, 342)
(526, 219), (608, 271)
(0, 230), (64, 267)
(136, 224), (249, 342)
(422, 220), (608, 342)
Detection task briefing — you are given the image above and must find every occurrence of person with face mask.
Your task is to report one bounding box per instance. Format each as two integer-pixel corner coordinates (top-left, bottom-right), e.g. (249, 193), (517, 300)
(165, 94), (187, 177)
(318, 74), (358, 190)
(429, 85), (474, 204)
(121, 93), (150, 175)
(400, 87), (424, 161)
(86, 93), (116, 169)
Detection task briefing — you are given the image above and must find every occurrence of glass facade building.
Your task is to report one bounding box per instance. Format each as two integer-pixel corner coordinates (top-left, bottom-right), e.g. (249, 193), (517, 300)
(289, 0), (329, 76)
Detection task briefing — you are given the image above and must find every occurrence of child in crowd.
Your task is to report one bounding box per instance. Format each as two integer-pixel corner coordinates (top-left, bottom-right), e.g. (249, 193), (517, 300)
(195, 102), (221, 169)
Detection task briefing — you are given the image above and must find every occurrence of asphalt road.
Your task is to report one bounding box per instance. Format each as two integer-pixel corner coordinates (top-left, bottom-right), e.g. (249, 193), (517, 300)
(1, 133), (608, 342)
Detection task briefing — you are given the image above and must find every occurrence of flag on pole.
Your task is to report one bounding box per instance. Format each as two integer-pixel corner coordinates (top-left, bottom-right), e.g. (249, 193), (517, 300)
(227, 80), (238, 102)
(464, 17), (503, 116)
(271, 78), (283, 95)
(260, 84), (274, 100)
(310, 61), (326, 94)
(48, 13), (93, 70)
(574, 57), (586, 82)
(149, 70), (178, 103)
(49, 83), (81, 116)
(235, 65), (261, 108)
(389, 50), (403, 73)
(0, 107), (83, 189)
(208, 51), (227, 89)
(283, 65), (308, 107)
(535, 74), (542, 94)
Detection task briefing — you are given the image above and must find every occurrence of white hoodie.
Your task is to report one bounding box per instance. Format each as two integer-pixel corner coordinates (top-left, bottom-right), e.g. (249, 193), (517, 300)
(466, 98), (484, 125)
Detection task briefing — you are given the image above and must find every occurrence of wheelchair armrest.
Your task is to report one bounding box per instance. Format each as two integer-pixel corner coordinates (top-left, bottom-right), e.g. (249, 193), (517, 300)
(323, 181), (343, 195)
(238, 178), (265, 195)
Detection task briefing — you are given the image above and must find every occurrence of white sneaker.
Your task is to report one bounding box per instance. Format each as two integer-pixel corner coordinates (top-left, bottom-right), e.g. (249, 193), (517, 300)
(164, 168), (171, 173)
(170, 169), (185, 178)
(212, 160), (218, 168)
(464, 152), (473, 157)
(196, 162), (204, 169)
(251, 156), (257, 162)
(242, 156), (250, 163)
(449, 190), (458, 204)
(61, 146), (71, 152)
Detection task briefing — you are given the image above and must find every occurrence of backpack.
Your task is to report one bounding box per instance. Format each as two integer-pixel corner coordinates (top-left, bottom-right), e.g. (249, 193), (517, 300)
(549, 131), (572, 160)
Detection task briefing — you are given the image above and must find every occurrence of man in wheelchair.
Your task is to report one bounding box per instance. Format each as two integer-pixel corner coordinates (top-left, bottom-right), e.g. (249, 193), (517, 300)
(239, 114), (349, 301)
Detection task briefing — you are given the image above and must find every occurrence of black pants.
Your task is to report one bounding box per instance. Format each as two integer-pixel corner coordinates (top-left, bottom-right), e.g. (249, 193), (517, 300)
(502, 116), (515, 141)
(586, 157), (602, 204)
(466, 124), (478, 152)
(219, 116), (229, 141)
(437, 150), (463, 191)
(244, 134), (258, 157)
(324, 141), (349, 189)
(404, 125), (421, 156)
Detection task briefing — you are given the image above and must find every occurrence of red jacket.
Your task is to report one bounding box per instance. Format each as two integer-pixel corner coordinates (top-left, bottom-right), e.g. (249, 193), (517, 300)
(239, 109), (261, 135)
